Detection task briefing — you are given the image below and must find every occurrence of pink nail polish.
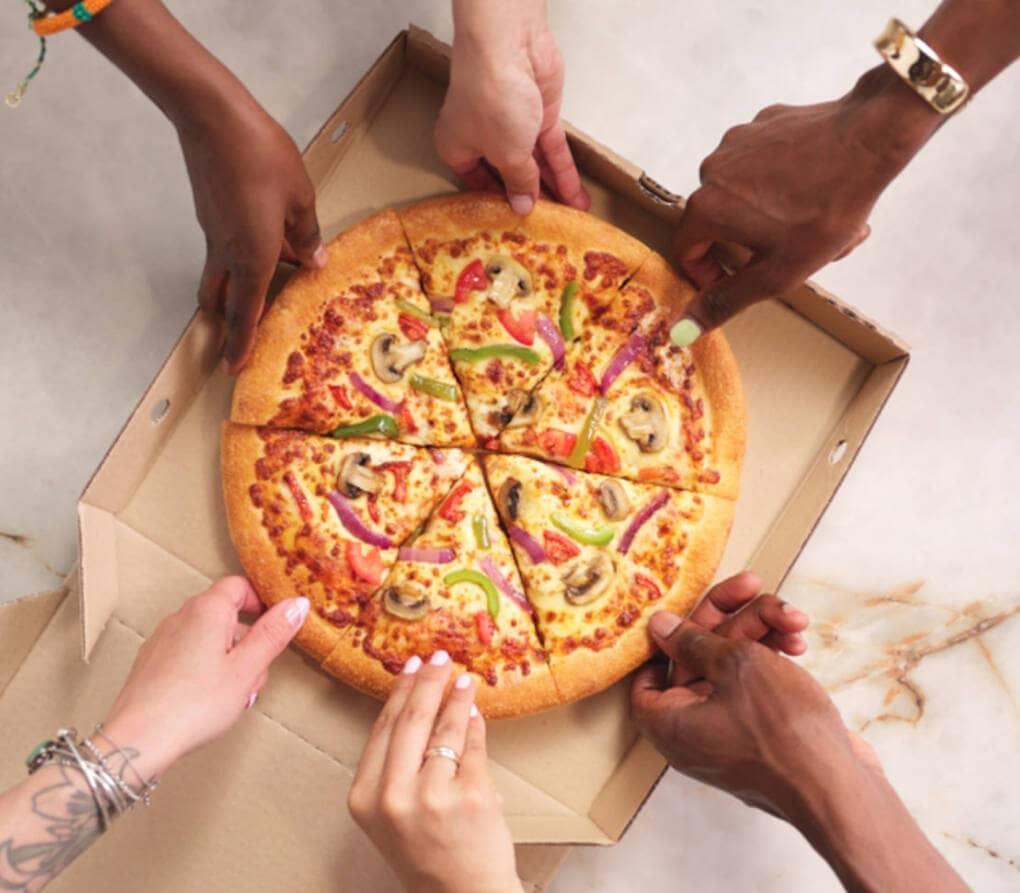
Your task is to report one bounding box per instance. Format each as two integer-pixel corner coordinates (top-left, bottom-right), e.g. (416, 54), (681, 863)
(429, 650), (450, 666)
(312, 244), (328, 268)
(509, 194), (534, 215)
(403, 655), (422, 674)
(285, 597), (310, 627)
(469, 704), (480, 718)
(245, 691), (258, 710)
(455, 673), (471, 690)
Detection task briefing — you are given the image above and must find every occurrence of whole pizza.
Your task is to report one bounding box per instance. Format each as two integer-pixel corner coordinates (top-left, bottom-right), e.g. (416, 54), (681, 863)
(222, 192), (745, 718)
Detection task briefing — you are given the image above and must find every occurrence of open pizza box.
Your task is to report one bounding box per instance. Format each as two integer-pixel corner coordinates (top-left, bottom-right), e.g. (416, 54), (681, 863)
(0, 26), (909, 892)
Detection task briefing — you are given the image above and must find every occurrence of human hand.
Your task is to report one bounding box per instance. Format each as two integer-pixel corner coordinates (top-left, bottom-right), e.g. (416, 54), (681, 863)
(436, 0), (589, 214)
(668, 67), (941, 343)
(102, 576), (308, 781)
(179, 101), (327, 371)
(349, 652), (522, 893)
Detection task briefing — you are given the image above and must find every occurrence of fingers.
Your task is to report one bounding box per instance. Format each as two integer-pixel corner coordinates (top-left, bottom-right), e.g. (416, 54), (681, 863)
(222, 246), (278, 372)
(647, 615), (742, 690)
(230, 596), (308, 676)
(383, 651), (454, 779)
(833, 223), (871, 261)
(451, 158), (502, 193)
(763, 629), (807, 656)
(203, 575), (262, 616)
(421, 673), (476, 783)
(434, 115), (501, 193)
(457, 706), (490, 787)
(284, 193), (327, 269)
(197, 253), (227, 316)
(353, 657), (423, 793)
(687, 571), (763, 630)
(536, 123), (589, 210)
(630, 660), (708, 719)
(493, 153), (541, 215)
(716, 594), (808, 644)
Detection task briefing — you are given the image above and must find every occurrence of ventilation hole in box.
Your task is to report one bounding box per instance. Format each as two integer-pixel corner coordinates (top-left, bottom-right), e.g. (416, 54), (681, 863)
(828, 439), (848, 464)
(150, 398), (170, 424)
(330, 120), (351, 143)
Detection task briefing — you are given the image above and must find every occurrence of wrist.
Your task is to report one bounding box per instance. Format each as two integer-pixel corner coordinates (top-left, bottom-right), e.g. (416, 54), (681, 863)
(100, 711), (179, 782)
(452, 0), (548, 62)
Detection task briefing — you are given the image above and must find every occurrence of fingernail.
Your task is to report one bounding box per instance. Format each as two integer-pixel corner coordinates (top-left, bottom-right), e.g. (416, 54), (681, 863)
(649, 611), (682, 640)
(469, 704), (480, 718)
(670, 317), (702, 348)
(312, 244), (328, 268)
(429, 650), (450, 666)
(285, 596), (310, 627)
(509, 194), (534, 215)
(403, 655), (423, 674)
(782, 603), (809, 623)
(245, 691), (258, 710)
(455, 673), (471, 690)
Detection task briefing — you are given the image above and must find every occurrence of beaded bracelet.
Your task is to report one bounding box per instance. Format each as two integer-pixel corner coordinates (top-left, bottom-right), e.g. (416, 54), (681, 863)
(6, 0), (116, 109)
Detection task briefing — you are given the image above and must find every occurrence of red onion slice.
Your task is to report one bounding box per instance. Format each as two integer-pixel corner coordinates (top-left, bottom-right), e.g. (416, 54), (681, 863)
(349, 372), (402, 414)
(429, 448), (446, 464)
(429, 296), (455, 313)
(508, 525), (547, 564)
(550, 464), (578, 486)
(618, 491), (670, 554)
(397, 546), (455, 564)
(328, 490), (393, 549)
(600, 332), (646, 395)
(536, 314), (565, 369)
(479, 556), (534, 617)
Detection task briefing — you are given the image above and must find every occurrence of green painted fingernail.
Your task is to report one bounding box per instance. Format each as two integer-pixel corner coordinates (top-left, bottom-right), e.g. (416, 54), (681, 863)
(670, 317), (702, 347)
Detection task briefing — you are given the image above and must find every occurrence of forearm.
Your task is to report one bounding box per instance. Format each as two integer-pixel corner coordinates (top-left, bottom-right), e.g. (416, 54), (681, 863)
(920, 0), (1020, 92)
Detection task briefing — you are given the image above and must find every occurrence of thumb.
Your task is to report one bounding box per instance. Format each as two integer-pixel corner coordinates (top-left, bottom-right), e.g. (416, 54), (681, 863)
(285, 195), (327, 270)
(232, 596), (308, 676)
(495, 153), (541, 215)
(648, 612), (740, 688)
(668, 258), (793, 346)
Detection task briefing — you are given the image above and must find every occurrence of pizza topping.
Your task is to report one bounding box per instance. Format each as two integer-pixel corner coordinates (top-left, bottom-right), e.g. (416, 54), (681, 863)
(410, 373), (459, 402)
(539, 428), (577, 459)
(395, 298), (438, 326)
(600, 332), (647, 395)
(346, 541), (385, 586)
(584, 436), (621, 474)
(430, 295), (455, 313)
(449, 344), (540, 366)
(370, 333), (426, 383)
(377, 460), (411, 502)
(536, 313), (565, 368)
(504, 389), (543, 429)
(438, 480), (473, 524)
(558, 281), (580, 342)
(633, 573), (663, 600)
(283, 471), (313, 522)
(484, 255), (531, 308)
(479, 556), (534, 618)
(597, 480), (632, 521)
(398, 312), (431, 342)
(329, 384), (353, 410)
(619, 491), (670, 554)
(350, 371), (402, 413)
(338, 452), (384, 499)
(330, 413), (399, 439)
(567, 361), (598, 397)
(474, 610), (496, 646)
(550, 464), (577, 486)
(396, 545), (456, 564)
(542, 530), (581, 564)
(508, 525), (548, 564)
(383, 582), (431, 620)
(497, 307), (537, 345)
(566, 396), (606, 468)
(328, 491), (393, 549)
(562, 554), (614, 606)
(472, 514), (491, 550)
(444, 569), (500, 619)
(395, 402), (418, 435)
(496, 477), (522, 521)
(454, 258), (488, 303)
(619, 392), (668, 453)
(550, 511), (616, 546)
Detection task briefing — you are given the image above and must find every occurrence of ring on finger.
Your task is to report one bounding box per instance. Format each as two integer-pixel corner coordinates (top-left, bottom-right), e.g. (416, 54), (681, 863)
(423, 744), (460, 771)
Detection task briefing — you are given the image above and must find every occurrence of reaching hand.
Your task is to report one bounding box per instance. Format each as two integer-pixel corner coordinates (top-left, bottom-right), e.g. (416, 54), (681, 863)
(437, 0), (589, 214)
(102, 577), (308, 780)
(349, 653), (522, 893)
(180, 103), (327, 372)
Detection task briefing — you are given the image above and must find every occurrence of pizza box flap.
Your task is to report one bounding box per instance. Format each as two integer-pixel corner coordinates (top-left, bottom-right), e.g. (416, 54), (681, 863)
(24, 24), (912, 890)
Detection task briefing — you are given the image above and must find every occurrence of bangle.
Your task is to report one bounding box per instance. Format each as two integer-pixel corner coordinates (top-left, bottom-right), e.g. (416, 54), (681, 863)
(874, 18), (969, 115)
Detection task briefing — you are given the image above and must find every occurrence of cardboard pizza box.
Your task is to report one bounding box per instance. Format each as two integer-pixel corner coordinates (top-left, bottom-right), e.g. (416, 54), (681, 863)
(0, 26), (909, 892)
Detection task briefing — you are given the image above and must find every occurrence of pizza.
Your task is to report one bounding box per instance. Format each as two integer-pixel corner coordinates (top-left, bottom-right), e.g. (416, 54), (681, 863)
(221, 192), (746, 718)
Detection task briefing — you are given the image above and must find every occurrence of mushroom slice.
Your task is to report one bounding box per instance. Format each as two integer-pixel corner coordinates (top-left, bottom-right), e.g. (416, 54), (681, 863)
(618, 391), (668, 453)
(504, 389), (544, 429)
(338, 452), (384, 498)
(382, 582), (430, 620)
(496, 477), (523, 522)
(597, 479), (631, 521)
(561, 553), (615, 606)
(485, 255), (532, 308)
(371, 333), (427, 383)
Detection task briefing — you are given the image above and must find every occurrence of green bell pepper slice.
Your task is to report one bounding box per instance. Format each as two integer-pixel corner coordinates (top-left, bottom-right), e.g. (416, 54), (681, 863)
(444, 568), (500, 618)
(550, 511), (616, 547)
(396, 299), (438, 326)
(449, 344), (540, 366)
(329, 413), (399, 439)
(472, 514), (491, 550)
(410, 374), (459, 402)
(566, 396), (606, 468)
(558, 281), (580, 342)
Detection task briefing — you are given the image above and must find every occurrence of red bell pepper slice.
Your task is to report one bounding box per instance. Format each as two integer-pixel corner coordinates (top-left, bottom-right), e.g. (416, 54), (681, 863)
(454, 259), (488, 303)
(497, 307), (537, 345)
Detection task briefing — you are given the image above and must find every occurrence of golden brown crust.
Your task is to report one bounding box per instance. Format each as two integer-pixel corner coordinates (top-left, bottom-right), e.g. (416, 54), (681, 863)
(548, 494), (734, 703)
(691, 331), (747, 500)
(219, 422), (341, 663)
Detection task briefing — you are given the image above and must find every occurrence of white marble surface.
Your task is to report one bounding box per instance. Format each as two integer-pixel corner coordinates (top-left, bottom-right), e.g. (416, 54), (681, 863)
(2, 1), (1018, 890)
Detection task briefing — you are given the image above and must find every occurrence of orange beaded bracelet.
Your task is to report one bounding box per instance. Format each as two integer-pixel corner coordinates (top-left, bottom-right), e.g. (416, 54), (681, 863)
(32, 0), (115, 36)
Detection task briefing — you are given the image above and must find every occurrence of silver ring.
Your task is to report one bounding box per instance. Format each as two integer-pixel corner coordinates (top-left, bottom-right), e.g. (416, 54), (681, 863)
(423, 745), (460, 770)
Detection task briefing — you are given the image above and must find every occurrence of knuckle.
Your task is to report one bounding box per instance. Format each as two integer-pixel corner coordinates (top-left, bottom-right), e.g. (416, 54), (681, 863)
(418, 787), (450, 819)
(378, 788), (410, 823)
(347, 786), (372, 823)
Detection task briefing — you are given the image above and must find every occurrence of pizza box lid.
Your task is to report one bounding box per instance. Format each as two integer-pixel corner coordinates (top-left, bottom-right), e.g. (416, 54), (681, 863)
(0, 26), (909, 892)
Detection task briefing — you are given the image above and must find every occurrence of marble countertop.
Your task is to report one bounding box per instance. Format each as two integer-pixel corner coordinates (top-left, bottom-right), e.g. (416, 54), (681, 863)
(2, 1), (1018, 889)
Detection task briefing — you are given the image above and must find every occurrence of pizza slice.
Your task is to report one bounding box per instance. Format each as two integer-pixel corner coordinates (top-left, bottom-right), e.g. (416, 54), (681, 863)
(221, 423), (467, 665)
(322, 458), (558, 717)
(497, 252), (746, 499)
(482, 453), (733, 702)
(397, 192), (649, 439)
(230, 208), (475, 446)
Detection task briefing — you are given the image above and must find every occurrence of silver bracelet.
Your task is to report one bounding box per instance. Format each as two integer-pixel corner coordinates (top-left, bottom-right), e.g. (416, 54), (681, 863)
(86, 724), (157, 806)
